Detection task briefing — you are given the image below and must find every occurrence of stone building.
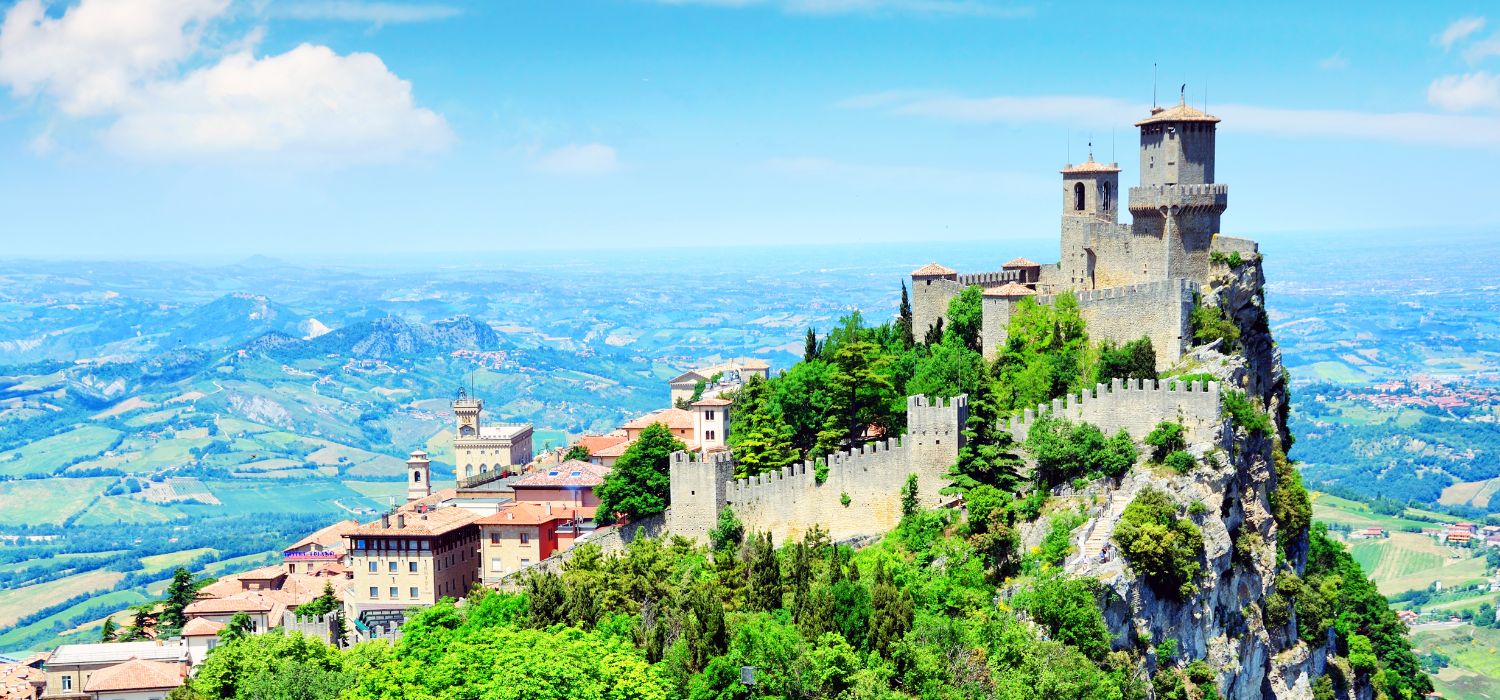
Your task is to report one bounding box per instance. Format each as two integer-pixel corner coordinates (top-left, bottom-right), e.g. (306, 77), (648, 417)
(451, 389), (533, 485)
(911, 97), (1257, 371)
(342, 506), (482, 634)
(40, 644), (187, 700)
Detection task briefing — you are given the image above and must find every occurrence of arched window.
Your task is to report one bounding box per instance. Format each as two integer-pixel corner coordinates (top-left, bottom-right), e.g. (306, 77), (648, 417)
(1073, 182), (1086, 211)
(1099, 181), (1111, 208)
(413, 470), (422, 483)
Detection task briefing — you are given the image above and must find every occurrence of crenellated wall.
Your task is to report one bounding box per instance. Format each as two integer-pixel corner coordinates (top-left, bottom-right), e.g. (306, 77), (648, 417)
(669, 395), (966, 545)
(1002, 377), (1222, 445)
(956, 270), (1024, 287)
(1038, 279), (1196, 372)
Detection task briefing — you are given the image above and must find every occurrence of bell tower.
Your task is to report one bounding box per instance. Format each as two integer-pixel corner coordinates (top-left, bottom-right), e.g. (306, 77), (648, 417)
(1058, 149), (1122, 290)
(1128, 91), (1228, 285)
(406, 450), (431, 502)
(453, 388), (482, 439)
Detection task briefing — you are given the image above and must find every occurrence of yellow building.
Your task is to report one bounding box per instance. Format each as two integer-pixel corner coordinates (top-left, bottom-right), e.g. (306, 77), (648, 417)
(40, 644), (187, 700)
(342, 506), (481, 636)
(452, 390), (533, 485)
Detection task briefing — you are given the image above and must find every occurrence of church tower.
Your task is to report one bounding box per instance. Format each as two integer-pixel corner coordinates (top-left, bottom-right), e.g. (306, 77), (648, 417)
(1127, 92), (1228, 284)
(1058, 150), (1121, 289)
(406, 450), (431, 502)
(453, 388), (482, 439)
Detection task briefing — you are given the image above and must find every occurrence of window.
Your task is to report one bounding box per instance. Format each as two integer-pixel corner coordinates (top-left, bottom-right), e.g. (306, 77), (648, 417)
(410, 587), (419, 599)
(356, 539), (366, 550)
(521, 558), (530, 567)
(389, 587), (399, 598)
(409, 562), (418, 573)
(520, 532), (530, 545)
(706, 410), (715, 421)
(490, 533), (499, 544)
(288, 563), (295, 573)
(706, 430), (715, 441)
(388, 561), (397, 573)
(1073, 182), (1086, 210)
(62, 676), (72, 691)
(420, 541), (429, 550)
(412, 470), (421, 483)
(369, 587), (379, 598)
(368, 561), (377, 573)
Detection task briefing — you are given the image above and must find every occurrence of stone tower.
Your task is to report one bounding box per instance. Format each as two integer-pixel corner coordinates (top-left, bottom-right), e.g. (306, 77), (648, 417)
(1058, 153), (1123, 290)
(1127, 96), (1228, 285)
(406, 449), (431, 502)
(453, 388), (481, 439)
(667, 450), (736, 543)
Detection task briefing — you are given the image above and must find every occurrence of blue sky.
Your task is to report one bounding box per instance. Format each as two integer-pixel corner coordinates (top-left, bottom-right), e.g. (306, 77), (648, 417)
(0, 0), (1494, 259)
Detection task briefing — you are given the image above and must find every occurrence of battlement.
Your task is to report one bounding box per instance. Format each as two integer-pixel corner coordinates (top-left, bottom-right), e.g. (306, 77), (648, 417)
(956, 269), (1024, 287)
(1038, 279), (1198, 306)
(1003, 377), (1223, 446)
(1128, 183), (1228, 212)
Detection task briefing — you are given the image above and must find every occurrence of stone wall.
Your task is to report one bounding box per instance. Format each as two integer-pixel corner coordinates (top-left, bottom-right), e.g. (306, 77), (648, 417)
(1002, 377), (1222, 445)
(1040, 279), (1196, 372)
(669, 395), (966, 546)
(911, 276), (961, 340)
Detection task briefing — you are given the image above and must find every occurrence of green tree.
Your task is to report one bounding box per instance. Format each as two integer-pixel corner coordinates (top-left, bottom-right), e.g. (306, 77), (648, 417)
(1095, 337), (1156, 383)
(563, 444), (591, 462)
(900, 473), (920, 517)
(708, 506), (745, 554)
(218, 611), (256, 643)
(191, 630), (352, 700)
(946, 285), (984, 354)
(121, 603), (154, 642)
(747, 532), (782, 613)
(1144, 421), (1186, 462)
(594, 423), (686, 524)
(99, 617), (116, 642)
(1014, 574), (1112, 661)
(1112, 487), (1204, 600)
(159, 567), (196, 632)
(804, 327), (820, 362)
(774, 360), (842, 458)
(725, 375), (798, 476)
(1024, 415), (1108, 487)
(897, 282), (915, 348)
(995, 293), (1089, 411)
(865, 564), (912, 658)
(825, 314), (898, 447)
(524, 571), (567, 628)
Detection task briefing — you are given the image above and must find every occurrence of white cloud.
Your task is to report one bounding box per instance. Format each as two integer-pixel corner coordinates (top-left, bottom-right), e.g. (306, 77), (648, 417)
(1439, 16), (1486, 50)
(28, 124), (53, 156)
(1427, 72), (1500, 112)
(1463, 35), (1500, 65)
(272, 1), (462, 24)
(533, 143), (619, 176)
(105, 44), (452, 162)
(1318, 51), (1348, 70)
(844, 91), (1500, 149)
(0, 0), (451, 164)
(649, 0), (1032, 18)
(0, 0), (227, 115)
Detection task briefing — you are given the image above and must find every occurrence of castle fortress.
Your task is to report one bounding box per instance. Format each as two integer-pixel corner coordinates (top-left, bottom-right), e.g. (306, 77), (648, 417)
(664, 99), (1252, 546)
(911, 98), (1257, 370)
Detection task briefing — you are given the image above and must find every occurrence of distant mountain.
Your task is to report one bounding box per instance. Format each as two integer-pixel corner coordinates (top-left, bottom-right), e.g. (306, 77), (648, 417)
(162, 294), (307, 350)
(252, 315), (501, 361)
(65, 348), (213, 406)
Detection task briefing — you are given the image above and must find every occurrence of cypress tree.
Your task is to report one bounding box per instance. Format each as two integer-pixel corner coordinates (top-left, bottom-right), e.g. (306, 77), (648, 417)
(747, 533), (782, 612)
(804, 327), (820, 362)
(897, 282), (914, 347)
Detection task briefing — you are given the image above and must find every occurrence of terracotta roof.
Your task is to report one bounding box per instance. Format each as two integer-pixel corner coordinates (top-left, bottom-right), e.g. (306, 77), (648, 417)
(0, 660), (42, 700)
(346, 505), (481, 537)
(475, 501), (574, 527)
(399, 488), (459, 513)
(185, 592), (276, 615)
(691, 397), (732, 407)
(733, 358), (770, 370)
(622, 408), (694, 431)
(512, 460), (610, 488)
(910, 262), (958, 277)
(591, 439), (634, 458)
(576, 434), (628, 455)
(668, 370), (707, 385)
(1060, 157), (1121, 174)
(83, 659), (183, 693)
(179, 618), (224, 637)
(1001, 257), (1040, 268)
(1135, 101), (1221, 126)
(285, 519), (359, 553)
(982, 282), (1037, 297)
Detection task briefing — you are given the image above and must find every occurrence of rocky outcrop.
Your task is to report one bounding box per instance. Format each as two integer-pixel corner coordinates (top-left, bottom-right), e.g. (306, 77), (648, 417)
(1026, 256), (1354, 700)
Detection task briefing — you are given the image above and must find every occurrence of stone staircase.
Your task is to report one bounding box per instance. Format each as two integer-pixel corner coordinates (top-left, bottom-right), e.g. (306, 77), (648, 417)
(1076, 491), (1130, 562)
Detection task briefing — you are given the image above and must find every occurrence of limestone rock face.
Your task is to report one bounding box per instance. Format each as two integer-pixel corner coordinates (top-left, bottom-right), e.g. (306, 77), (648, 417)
(1026, 256), (1362, 700)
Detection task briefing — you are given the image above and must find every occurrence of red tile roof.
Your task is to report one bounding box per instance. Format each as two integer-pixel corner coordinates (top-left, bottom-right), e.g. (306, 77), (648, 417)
(1001, 257), (1041, 268)
(512, 460), (610, 488)
(1060, 158), (1121, 174)
(475, 501), (573, 527)
(982, 282), (1036, 297)
(346, 505), (480, 537)
(1135, 102), (1221, 126)
(622, 408), (694, 431)
(83, 659), (184, 693)
(691, 397), (732, 407)
(911, 262), (958, 277)
(179, 618), (224, 637)
(576, 434), (628, 455)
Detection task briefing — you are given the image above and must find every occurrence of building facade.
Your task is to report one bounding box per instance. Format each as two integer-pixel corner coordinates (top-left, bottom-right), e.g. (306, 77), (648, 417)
(343, 507), (481, 633)
(451, 390), (534, 482)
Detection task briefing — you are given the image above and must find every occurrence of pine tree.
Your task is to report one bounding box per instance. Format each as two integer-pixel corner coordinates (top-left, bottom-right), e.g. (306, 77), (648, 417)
(99, 617), (117, 642)
(524, 571), (567, 628)
(923, 316), (944, 346)
(866, 564), (913, 658)
(946, 372), (1025, 494)
(897, 282), (914, 348)
(747, 533), (782, 612)
(804, 327), (820, 362)
(159, 567), (196, 632)
(900, 473), (920, 517)
(724, 376), (798, 477)
(122, 604), (154, 641)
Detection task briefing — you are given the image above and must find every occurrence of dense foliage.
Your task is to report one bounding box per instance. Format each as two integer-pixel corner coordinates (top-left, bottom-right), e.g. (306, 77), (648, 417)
(595, 423), (687, 524)
(1111, 487), (1204, 600)
(1095, 337), (1156, 384)
(1022, 416), (1136, 487)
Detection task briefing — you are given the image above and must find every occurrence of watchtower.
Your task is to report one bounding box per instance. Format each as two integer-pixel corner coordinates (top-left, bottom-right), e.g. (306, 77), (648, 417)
(453, 388), (482, 439)
(406, 450), (431, 502)
(1127, 93), (1228, 284)
(1061, 153), (1121, 222)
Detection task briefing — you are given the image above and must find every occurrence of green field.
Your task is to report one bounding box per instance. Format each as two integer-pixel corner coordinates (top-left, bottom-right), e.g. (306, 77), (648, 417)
(0, 425), (121, 477)
(0, 570), (124, 630)
(1347, 533), (1488, 595)
(140, 547), (218, 574)
(73, 495), (185, 526)
(1412, 625), (1500, 700)
(0, 589), (147, 650)
(197, 478), (365, 515)
(0, 477), (112, 525)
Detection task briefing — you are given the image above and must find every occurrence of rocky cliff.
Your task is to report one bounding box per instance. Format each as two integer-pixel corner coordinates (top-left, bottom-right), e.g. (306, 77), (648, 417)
(1024, 255), (1366, 700)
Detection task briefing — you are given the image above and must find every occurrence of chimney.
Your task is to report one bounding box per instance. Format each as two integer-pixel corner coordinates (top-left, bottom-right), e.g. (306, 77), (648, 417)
(397, 514), (406, 529)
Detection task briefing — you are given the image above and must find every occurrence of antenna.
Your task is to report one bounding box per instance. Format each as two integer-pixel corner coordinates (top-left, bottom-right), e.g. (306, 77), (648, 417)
(1066, 132), (1071, 165)
(1111, 128), (1115, 164)
(1152, 63), (1158, 108)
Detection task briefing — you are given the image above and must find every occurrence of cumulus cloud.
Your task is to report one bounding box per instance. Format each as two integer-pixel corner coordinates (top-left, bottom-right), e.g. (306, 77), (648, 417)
(1439, 16), (1486, 50)
(0, 0), (451, 164)
(533, 143), (620, 176)
(0, 0), (227, 115)
(648, 0), (1032, 18)
(844, 91), (1500, 149)
(273, 1), (462, 24)
(1427, 72), (1500, 112)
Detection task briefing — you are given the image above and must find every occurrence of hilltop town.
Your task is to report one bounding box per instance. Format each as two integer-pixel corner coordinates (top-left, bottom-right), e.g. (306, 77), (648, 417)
(0, 98), (1431, 700)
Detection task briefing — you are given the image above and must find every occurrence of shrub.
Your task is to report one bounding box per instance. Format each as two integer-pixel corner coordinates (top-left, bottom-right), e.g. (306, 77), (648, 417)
(1024, 416), (1135, 485)
(1144, 421), (1186, 462)
(1164, 450), (1196, 474)
(1112, 487), (1204, 600)
(1166, 372), (1217, 388)
(1210, 250), (1249, 268)
(1155, 638), (1177, 661)
(1188, 500), (1208, 517)
(1347, 634), (1377, 673)
(1190, 294), (1240, 350)
(1096, 337), (1156, 384)
(1037, 510), (1087, 567)
(1222, 390), (1273, 437)
(1014, 574), (1112, 661)
(839, 492), (851, 507)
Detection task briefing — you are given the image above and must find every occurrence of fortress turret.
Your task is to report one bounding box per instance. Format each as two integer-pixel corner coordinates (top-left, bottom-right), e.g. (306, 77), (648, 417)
(1062, 154), (1121, 223)
(1127, 94), (1228, 284)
